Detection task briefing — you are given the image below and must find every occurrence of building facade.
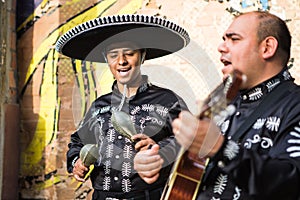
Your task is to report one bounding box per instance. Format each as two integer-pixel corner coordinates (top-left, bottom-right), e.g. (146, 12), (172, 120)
(0, 0), (299, 199)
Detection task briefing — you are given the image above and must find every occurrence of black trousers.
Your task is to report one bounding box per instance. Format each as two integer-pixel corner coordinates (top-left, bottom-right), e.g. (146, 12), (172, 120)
(92, 187), (164, 200)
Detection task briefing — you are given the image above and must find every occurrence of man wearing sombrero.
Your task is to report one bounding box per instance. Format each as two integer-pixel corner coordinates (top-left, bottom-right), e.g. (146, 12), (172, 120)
(56, 14), (190, 199)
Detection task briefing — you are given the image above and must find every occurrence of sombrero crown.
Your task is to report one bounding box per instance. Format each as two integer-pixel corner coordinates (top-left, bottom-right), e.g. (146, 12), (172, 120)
(55, 14), (190, 63)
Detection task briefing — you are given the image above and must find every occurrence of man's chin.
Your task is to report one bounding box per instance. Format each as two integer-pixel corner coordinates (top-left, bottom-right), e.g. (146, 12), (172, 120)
(117, 77), (130, 85)
(222, 74), (230, 82)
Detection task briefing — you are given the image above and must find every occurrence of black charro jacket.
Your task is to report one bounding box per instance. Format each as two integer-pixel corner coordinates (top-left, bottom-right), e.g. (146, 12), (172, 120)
(198, 69), (300, 200)
(67, 75), (188, 198)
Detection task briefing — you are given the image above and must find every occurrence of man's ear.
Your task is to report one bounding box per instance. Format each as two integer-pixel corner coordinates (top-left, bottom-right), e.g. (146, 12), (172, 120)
(261, 36), (278, 59)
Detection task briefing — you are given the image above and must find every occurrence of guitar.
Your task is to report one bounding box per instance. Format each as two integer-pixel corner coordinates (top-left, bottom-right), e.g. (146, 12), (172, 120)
(161, 70), (244, 200)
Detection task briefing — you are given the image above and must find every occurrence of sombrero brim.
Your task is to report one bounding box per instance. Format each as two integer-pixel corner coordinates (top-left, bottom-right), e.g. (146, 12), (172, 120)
(55, 14), (190, 63)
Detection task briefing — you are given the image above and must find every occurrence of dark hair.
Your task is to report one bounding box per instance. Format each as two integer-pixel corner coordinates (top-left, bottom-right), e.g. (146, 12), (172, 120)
(239, 11), (291, 65)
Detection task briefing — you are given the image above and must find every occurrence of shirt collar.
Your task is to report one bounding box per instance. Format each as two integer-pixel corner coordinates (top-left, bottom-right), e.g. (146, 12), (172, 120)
(239, 68), (293, 102)
(112, 75), (150, 96)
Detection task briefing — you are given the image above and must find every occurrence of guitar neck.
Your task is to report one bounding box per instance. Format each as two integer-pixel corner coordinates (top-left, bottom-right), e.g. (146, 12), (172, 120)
(199, 70), (243, 120)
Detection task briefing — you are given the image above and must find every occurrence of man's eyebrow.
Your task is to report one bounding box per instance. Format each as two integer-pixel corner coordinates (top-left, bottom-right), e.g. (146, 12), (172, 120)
(224, 32), (241, 38)
(107, 48), (135, 53)
(107, 50), (118, 53)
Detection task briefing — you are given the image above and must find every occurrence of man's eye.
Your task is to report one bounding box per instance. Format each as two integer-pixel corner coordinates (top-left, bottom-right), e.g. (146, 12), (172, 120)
(108, 54), (118, 58)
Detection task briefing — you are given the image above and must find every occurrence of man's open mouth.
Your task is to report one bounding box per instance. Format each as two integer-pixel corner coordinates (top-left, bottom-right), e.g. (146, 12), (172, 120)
(117, 67), (132, 76)
(222, 60), (232, 66)
(118, 67), (131, 72)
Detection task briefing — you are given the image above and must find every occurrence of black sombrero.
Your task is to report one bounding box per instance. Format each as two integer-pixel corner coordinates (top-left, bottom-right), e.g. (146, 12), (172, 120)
(55, 14), (190, 63)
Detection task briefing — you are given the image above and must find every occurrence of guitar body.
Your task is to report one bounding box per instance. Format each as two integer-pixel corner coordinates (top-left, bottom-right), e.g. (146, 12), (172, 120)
(162, 148), (207, 200)
(161, 70), (244, 200)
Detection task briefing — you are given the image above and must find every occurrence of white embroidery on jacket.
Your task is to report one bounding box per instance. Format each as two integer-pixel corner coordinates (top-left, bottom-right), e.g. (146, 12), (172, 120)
(139, 115), (163, 131)
(211, 197), (220, 200)
(123, 145), (133, 159)
(233, 186), (242, 200)
(122, 162), (131, 177)
(142, 104), (155, 112)
(224, 140), (239, 160)
(261, 137), (273, 149)
(124, 137), (131, 143)
(220, 120), (230, 133)
(150, 116), (163, 125)
(104, 160), (111, 174)
(266, 116), (280, 132)
(138, 83), (148, 93)
(156, 106), (169, 117)
(139, 116), (150, 132)
(122, 179), (132, 193)
(248, 88), (263, 101)
(244, 134), (273, 149)
(103, 176), (111, 191)
(131, 106), (141, 115)
(107, 129), (116, 142)
(214, 105), (236, 126)
(99, 106), (111, 113)
(71, 156), (79, 167)
(253, 118), (266, 129)
(213, 174), (228, 195)
(245, 135), (260, 149)
(287, 124), (300, 157)
(106, 144), (114, 158)
(266, 79), (280, 92)
(283, 70), (292, 80)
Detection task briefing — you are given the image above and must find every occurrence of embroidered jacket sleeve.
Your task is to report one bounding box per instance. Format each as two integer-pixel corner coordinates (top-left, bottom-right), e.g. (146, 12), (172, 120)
(158, 96), (188, 164)
(211, 85), (300, 199)
(156, 97), (188, 183)
(66, 102), (98, 173)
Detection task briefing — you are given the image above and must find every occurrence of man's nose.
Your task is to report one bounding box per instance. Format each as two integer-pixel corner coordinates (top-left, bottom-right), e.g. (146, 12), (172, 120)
(218, 41), (228, 53)
(117, 53), (127, 65)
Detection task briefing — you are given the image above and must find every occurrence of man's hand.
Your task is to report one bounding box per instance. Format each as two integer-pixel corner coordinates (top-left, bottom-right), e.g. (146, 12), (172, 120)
(72, 158), (89, 182)
(132, 133), (156, 151)
(133, 144), (163, 184)
(172, 111), (224, 158)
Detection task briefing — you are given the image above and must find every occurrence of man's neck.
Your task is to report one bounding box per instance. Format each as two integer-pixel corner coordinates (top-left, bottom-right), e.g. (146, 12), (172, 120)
(118, 83), (140, 98)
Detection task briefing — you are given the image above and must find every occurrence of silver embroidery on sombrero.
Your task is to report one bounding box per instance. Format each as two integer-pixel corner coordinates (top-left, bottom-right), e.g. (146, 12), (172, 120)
(55, 14), (190, 57)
